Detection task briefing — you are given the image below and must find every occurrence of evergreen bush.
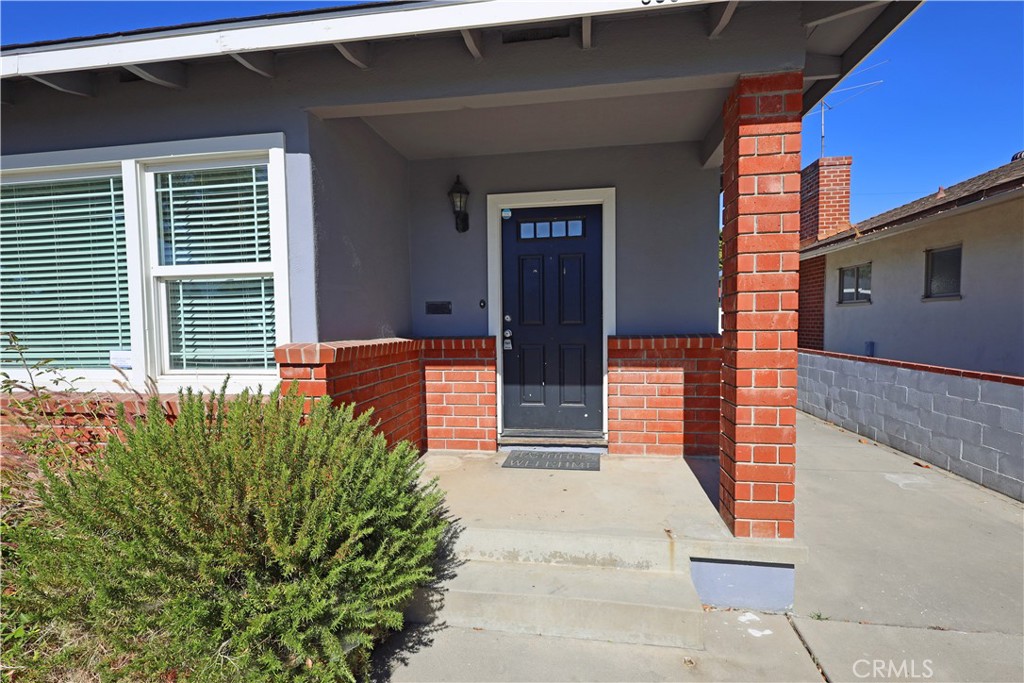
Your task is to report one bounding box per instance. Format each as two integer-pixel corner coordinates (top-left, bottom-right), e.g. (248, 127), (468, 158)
(5, 386), (447, 681)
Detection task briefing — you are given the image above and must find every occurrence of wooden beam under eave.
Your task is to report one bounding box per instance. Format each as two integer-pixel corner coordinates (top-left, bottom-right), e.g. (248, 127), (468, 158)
(29, 71), (95, 97)
(461, 29), (484, 62)
(230, 51), (275, 78)
(581, 17), (593, 49)
(802, 1), (887, 28)
(334, 42), (372, 70)
(699, 114), (724, 169)
(804, 53), (843, 81)
(125, 62), (187, 89)
(707, 1), (739, 40)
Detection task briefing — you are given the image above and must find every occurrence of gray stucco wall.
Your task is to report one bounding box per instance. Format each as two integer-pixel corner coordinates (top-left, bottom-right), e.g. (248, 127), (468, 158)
(798, 351), (1024, 501)
(308, 116), (412, 340)
(1, 1), (806, 346)
(823, 196), (1024, 375)
(0, 61), (322, 343)
(407, 142), (720, 337)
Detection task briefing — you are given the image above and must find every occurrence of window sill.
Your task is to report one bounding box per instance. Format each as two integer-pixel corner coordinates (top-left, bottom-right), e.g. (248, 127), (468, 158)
(837, 299), (872, 306)
(922, 294), (962, 302)
(155, 373), (280, 395)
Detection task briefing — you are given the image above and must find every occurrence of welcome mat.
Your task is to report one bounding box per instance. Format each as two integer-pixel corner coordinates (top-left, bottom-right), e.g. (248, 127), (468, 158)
(502, 450), (601, 471)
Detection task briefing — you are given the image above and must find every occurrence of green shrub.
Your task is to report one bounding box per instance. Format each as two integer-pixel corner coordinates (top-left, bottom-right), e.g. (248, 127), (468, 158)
(5, 387), (447, 682)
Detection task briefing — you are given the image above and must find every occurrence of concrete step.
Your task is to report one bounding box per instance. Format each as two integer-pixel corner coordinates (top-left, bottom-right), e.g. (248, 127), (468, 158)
(455, 526), (682, 572)
(454, 526), (807, 573)
(408, 559), (704, 649)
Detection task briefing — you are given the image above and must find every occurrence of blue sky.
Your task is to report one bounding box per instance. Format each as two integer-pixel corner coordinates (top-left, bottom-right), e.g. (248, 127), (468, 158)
(2, 1), (1021, 223)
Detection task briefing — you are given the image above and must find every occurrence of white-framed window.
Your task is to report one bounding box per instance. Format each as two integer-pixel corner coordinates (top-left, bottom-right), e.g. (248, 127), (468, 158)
(0, 146), (290, 392)
(838, 262), (871, 304)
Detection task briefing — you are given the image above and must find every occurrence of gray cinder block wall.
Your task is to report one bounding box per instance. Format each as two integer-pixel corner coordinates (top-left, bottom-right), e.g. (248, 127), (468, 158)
(798, 351), (1024, 501)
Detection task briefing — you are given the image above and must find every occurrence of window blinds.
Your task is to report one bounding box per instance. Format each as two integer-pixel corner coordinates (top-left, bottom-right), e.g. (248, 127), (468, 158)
(156, 165), (271, 265)
(0, 177), (130, 368)
(166, 278), (276, 370)
(157, 164), (276, 370)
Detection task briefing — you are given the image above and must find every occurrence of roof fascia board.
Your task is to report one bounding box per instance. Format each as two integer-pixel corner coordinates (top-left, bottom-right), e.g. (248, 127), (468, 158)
(799, 187), (1024, 260)
(1, 0), (701, 78)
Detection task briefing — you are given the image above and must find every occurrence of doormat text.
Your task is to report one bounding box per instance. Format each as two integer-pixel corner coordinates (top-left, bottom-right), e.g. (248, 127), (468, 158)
(502, 450), (601, 471)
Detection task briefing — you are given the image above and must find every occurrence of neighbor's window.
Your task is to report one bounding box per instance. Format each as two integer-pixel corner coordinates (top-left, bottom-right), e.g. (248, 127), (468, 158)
(838, 263), (871, 303)
(0, 175), (130, 367)
(152, 164), (276, 371)
(924, 245), (961, 299)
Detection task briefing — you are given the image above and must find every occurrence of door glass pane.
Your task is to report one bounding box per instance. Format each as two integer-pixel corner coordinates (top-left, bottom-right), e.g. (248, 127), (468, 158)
(536, 221), (551, 238)
(552, 220), (567, 238)
(568, 220), (584, 237)
(519, 222), (534, 239)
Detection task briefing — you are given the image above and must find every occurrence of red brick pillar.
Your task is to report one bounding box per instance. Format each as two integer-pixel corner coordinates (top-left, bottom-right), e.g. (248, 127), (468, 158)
(719, 72), (802, 539)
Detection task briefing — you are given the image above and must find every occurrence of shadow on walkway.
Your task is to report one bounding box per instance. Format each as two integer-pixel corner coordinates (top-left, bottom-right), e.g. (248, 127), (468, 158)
(371, 512), (465, 682)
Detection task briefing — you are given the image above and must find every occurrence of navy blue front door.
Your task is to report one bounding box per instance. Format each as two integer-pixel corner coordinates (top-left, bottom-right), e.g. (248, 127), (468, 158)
(501, 204), (603, 436)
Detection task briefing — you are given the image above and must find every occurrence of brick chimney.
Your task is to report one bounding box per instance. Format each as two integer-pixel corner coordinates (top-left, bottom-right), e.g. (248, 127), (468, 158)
(800, 156), (852, 242)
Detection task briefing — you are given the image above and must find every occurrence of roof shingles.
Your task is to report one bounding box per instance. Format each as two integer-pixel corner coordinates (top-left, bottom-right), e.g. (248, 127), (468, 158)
(804, 156), (1024, 254)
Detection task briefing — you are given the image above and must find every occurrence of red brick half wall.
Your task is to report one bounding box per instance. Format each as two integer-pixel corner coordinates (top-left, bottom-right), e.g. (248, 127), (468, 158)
(276, 337), (497, 452)
(423, 338), (497, 452)
(608, 335), (723, 456)
(276, 339), (426, 449)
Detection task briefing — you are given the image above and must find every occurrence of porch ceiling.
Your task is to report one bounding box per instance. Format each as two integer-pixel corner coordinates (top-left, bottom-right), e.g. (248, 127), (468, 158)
(357, 88), (728, 160)
(2, 1), (921, 167)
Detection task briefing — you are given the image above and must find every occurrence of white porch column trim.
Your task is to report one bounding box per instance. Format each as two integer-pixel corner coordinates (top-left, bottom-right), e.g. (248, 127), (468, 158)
(486, 187), (616, 437)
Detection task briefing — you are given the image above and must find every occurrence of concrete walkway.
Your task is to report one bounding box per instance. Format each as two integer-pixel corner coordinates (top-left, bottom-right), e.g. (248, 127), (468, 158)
(790, 414), (1023, 683)
(373, 412), (1024, 682)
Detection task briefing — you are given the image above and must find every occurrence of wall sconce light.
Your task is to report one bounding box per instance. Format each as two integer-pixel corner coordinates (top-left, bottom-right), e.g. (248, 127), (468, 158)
(448, 175), (470, 233)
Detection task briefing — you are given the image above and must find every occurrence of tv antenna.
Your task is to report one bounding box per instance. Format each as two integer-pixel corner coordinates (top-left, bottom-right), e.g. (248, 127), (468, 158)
(813, 79), (884, 157)
(809, 59), (888, 157)
(819, 100), (833, 157)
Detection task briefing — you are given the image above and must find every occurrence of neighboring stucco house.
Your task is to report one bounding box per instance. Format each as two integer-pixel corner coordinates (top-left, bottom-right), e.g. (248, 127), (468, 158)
(798, 154), (1024, 376)
(0, 0), (919, 546)
(796, 154), (1024, 501)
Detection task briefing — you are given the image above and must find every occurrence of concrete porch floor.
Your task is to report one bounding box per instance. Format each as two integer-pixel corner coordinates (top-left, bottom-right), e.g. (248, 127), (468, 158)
(373, 412), (1024, 682)
(416, 444), (805, 569)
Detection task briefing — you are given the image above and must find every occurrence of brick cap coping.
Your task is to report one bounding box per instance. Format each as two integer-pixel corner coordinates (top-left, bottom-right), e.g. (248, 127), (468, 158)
(814, 156), (852, 167)
(279, 336), (718, 364)
(275, 337), (495, 365)
(798, 348), (1024, 386)
(609, 334), (723, 350)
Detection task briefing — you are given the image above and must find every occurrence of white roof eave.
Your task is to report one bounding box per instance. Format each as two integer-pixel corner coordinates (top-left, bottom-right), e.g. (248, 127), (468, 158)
(0, 0), (702, 78)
